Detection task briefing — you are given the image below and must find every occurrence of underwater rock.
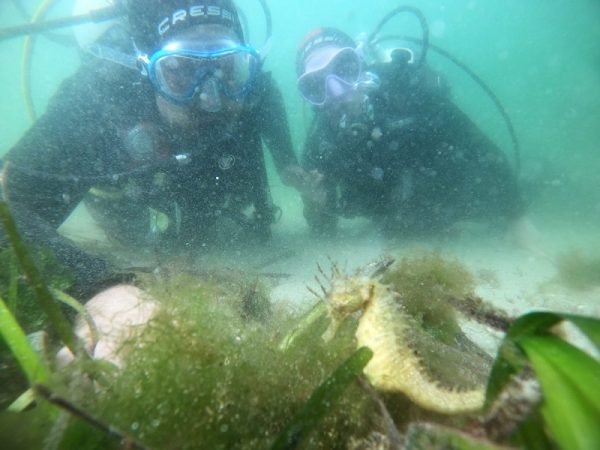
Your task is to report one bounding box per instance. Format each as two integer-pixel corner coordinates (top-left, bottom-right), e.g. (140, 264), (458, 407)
(55, 284), (158, 368)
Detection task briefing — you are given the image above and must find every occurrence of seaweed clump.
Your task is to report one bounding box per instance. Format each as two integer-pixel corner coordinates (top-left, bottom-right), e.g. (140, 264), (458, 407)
(555, 249), (600, 290)
(380, 252), (475, 344)
(51, 271), (377, 450)
(378, 253), (496, 391)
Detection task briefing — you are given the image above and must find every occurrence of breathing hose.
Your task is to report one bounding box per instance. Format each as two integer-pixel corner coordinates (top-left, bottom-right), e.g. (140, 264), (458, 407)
(367, 5), (520, 173)
(367, 5), (429, 68)
(21, 0), (60, 122)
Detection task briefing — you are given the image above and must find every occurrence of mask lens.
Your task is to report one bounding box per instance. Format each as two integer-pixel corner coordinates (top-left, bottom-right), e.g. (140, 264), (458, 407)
(212, 51), (254, 95)
(297, 72), (328, 105)
(297, 47), (361, 105)
(148, 47), (259, 103)
(330, 49), (361, 83)
(153, 54), (207, 99)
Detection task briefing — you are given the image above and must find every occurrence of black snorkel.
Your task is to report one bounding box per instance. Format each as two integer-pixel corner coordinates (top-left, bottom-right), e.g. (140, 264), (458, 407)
(367, 5), (520, 174)
(257, 0), (273, 57)
(230, 0), (272, 57)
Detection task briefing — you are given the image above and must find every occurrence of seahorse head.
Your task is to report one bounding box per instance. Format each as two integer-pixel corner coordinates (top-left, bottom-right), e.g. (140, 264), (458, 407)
(322, 273), (375, 341)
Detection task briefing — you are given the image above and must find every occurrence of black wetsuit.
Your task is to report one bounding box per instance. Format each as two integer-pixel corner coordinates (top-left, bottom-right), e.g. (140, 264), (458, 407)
(1, 43), (298, 296)
(301, 59), (525, 235)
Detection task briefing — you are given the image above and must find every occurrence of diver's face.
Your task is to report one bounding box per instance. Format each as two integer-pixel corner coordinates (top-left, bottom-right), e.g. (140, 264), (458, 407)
(153, 25), (246, 128)
(298, 46), (363, 109)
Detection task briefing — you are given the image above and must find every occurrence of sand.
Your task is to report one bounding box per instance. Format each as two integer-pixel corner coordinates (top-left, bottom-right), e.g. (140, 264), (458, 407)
(59, 203), (599, 321)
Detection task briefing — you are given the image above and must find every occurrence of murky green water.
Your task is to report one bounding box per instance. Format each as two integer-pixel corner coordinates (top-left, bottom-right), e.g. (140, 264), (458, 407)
(0, 2), (599, 448)
(2, 1), (599, 227)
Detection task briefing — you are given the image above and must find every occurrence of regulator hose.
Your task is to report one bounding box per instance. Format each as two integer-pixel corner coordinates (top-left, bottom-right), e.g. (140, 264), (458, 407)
(0, 4), (123, 42)
(367, 4), (519, 173)
(21, 0), (60, 123)
(374, 35), (521, 174)
(367, 5), (429, 68)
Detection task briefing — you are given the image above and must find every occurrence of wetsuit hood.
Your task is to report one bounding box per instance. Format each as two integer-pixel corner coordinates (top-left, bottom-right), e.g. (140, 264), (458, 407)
(127, 0), (245, 53)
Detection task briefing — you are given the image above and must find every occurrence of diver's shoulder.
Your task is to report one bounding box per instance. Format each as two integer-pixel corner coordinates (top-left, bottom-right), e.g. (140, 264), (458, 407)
(68, 25), (146, 96)
(49, 65), (141, 118)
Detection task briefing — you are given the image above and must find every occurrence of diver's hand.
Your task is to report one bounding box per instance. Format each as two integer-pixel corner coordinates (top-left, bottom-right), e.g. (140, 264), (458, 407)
(301, 169), (327, 207)
(298, 167), (327, 207)
(282, 165), (327, 206)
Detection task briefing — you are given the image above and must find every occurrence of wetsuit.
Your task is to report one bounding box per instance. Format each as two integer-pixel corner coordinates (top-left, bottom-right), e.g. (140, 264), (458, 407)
(0, 36), (298, 296)
(302, 58), (525, 236)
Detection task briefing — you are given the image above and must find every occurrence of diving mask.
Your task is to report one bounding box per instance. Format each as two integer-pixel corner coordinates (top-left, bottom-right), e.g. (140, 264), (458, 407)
(140, 34), (261, 105)
(297, 47), (362, 106)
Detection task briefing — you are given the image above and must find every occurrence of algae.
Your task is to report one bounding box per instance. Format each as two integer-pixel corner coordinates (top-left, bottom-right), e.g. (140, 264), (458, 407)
(381, 252), (475, 345)
(0, 261), (597, 449)
(0, 246), (73, 333)
(1, 202), (596, 450)
(42, 271), (378, 450)
(377, 252), (493, 390)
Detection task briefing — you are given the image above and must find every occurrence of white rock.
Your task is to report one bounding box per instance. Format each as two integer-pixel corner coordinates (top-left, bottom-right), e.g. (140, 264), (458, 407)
(56, 284), (158, 368)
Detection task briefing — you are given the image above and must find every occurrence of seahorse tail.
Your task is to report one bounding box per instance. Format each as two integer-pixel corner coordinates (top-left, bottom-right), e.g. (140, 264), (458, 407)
(356, 290), (485, 414)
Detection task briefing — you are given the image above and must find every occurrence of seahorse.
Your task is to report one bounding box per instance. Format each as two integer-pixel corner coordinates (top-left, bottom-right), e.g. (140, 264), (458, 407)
(323, 269), (485, 415)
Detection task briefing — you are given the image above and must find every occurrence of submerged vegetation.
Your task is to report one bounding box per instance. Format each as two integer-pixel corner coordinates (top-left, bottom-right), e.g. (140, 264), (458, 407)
(555, 249), (600, 290)
(1, 201), (599, 449)
(55, 273), (374, 450)
(380, 253), (475, 344)
(0, 246), (72, 333)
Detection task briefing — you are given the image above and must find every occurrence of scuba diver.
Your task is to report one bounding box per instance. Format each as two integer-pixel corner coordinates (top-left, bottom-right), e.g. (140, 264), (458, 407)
(296, 22), (536, 243)
(0, 0), (314, 299)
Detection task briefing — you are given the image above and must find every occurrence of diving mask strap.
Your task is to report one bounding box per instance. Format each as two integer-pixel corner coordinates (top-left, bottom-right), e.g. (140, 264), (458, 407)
(85, 43), (138, 71)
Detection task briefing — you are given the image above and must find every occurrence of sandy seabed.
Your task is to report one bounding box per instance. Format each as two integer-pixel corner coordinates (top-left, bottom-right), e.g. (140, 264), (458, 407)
(60, 202), (599, 320)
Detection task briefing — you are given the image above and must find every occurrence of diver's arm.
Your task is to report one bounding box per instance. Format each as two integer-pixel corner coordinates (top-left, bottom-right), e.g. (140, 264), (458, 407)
(1, 68), (122, 299)
(299, 121), (338, 234)
(255, 73), (309, 189)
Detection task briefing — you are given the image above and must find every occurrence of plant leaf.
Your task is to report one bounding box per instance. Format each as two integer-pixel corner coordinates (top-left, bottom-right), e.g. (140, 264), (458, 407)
(512, 410), (554, 450)
(485, 312), (562, 407)
(0, 201), (81, 356)
(520, 335), (600, 450)
(565, 315), (600, 350)
(270, 346), (373, 450)
(278, 301), (327, 351)
(0, 294), (49, 385)
(7, 388), (36, 412)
